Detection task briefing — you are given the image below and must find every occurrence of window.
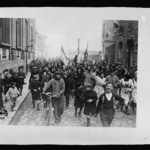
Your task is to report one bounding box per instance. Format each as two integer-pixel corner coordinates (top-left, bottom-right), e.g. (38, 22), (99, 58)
(21, 50), (25, 60)
(0, 18), (10, 44)
(2, 48), (7, 58)
(118, 41), (123, 49)
(17, 50), (20, 58)
(25, 19), (28, 47)
(16, 19), (22, 48)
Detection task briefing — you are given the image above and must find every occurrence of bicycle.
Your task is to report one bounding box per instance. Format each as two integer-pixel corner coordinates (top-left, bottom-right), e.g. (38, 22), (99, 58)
(41, 92), (60, 126)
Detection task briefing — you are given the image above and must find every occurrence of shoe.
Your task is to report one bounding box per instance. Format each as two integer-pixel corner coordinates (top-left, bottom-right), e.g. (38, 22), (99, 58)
(55, 120), (59, 123)
(125, 111), (130, 115)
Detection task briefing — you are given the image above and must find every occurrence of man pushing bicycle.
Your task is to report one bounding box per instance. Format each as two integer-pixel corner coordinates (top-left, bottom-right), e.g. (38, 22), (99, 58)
(43, 71), (65, 124)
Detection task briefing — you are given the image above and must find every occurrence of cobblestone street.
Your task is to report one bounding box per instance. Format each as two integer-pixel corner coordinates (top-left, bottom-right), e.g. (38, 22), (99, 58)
(10, 92), (136, 127)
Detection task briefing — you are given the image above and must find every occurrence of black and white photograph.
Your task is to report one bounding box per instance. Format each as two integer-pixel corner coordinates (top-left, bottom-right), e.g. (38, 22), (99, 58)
(0, 7), (149, 144)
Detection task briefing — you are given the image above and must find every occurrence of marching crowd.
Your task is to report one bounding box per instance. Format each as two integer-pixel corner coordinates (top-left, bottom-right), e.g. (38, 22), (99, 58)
(29, 59), (137, 127)
(0, 67), (26, 119)
(0, 58), (137, 126)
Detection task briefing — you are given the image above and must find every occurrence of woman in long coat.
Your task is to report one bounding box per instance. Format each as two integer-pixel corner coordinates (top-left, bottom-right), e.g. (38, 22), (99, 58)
(30, 73), (42, 111)
(74, 82), (85, 117)
(83, 83), (97, 127)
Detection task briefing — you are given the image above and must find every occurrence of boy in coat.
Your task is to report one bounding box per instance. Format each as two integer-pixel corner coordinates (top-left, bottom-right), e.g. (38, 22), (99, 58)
(74, 82), (84, 117)
(96, 82), (124, 127)
(83, 83), (97, 127)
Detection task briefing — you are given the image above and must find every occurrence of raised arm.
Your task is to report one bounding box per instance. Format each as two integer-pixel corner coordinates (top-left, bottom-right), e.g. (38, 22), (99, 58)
(43, 79), (53, 92)
(115, 94), (124, 105)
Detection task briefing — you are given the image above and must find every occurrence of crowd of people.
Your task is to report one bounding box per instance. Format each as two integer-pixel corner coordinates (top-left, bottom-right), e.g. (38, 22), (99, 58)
(29, 58), (137, 127)
(0, 67), (26, 119)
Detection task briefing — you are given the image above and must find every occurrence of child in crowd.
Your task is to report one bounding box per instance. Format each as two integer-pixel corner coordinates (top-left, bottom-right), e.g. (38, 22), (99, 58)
(6, 82), (20, 111)
(74, 82), (85, 117)
(83, 83), (97, 127)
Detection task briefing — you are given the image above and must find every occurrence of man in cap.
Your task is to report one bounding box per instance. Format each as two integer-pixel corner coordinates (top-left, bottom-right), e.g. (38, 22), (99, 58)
(43, 71), (65, 123)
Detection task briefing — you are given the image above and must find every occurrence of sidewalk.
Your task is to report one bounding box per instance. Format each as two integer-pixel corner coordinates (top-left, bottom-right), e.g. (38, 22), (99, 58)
(0, 72), (31, 125)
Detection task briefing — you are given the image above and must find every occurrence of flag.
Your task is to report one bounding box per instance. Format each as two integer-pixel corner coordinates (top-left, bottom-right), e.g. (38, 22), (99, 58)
(83, 42), (88, 62)
(61, 45), (69, 66)
(92, 60), (96, 65)
(73, 54), (78, 66)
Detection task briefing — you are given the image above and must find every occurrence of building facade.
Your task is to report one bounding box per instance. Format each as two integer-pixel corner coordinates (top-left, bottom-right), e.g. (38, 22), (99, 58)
(0, 18), (36, 74)
(102, 20), (115, 64)
(102, 20), (138, 70)
(114, 20), (138, 70)
(35, 32), (47, 59)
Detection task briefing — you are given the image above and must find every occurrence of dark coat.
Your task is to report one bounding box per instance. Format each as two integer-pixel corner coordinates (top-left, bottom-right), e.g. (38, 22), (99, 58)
(75, 72), (85, 88)
(97, 92), (124, 113)
(18, 72), (25, 85)
(3, 76), (12, 94)
(30, 79), (42, 101)
(0, 78), (3, 108)
(64, 75), (72, 93)
(74, 87), (84, 109)
(83, 89), (97, 116)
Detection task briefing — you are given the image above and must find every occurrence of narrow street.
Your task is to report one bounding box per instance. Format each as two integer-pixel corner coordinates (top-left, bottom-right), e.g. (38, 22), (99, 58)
(10, 92), (136, 127)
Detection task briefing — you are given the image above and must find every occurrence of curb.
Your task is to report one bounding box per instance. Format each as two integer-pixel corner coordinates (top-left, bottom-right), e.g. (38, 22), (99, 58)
(8, 90), (30, 125)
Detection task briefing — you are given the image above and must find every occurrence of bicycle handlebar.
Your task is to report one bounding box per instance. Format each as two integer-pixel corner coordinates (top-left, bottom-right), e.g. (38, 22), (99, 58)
(42, 92), (60, 98)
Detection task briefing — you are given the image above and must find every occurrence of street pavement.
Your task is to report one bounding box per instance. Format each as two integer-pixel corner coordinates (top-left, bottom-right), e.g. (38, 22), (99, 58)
(10, 93), (136, 127)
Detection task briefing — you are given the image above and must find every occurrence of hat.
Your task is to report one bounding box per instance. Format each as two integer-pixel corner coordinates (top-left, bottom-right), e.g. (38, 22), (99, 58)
(11, 82), (16, 86)
(124, 74), (130, 79)
(55, 71), (62, 76)
(84, 83), (92, 88)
